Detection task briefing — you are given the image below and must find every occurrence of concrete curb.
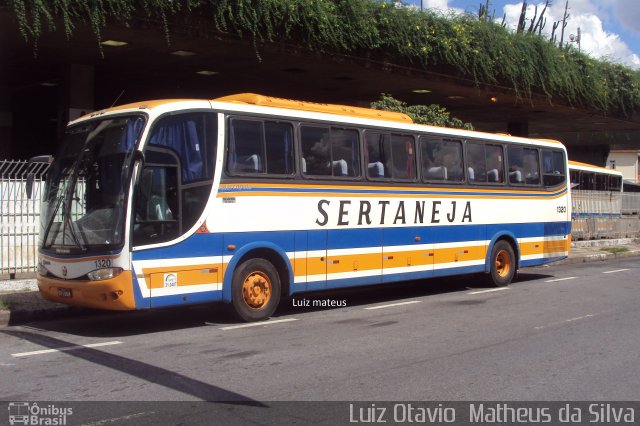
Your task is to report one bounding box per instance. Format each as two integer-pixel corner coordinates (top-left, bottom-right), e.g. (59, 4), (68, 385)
(555, 249), (640, 266)
(1, 247), (639, 327)
(0, 296), (96, 327)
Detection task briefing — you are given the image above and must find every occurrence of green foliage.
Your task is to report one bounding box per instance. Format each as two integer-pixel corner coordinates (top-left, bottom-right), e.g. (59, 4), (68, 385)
(4, 0), (640, 116)
(600, 247), (629, 254)
(0, 298), (9, 311)
(371, 94), (474, 130)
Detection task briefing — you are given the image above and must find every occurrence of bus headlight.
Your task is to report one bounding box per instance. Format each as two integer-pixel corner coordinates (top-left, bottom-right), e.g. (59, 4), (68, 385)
(87, 268), (123, 281)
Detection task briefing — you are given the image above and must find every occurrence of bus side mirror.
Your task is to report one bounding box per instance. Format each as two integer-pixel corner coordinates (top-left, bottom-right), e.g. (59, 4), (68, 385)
(25, 155), (53, 199)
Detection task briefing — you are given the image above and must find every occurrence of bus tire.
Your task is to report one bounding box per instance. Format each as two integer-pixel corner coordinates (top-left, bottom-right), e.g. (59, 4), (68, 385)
(487, 240), (516, 287)
(231, 258), (281, 322)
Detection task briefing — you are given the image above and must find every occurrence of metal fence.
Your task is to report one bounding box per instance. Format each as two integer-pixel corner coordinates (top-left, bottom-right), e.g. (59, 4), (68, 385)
(0, 160), (50, 278)
(622, 192), (640, 215)
(571, 190), (640, 240)
(2, 165), (640, 277)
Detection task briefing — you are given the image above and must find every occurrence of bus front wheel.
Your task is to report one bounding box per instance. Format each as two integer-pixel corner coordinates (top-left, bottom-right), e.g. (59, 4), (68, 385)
(231, 258), (281, 322)
(487, 240), (516, 287)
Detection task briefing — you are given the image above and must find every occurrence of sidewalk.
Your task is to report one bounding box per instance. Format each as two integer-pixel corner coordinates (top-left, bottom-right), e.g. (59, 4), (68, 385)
(2, 238), (639, 327)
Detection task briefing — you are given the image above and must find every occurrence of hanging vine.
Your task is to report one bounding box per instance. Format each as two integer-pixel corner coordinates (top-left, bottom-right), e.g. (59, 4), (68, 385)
(3, 0), (640, 117)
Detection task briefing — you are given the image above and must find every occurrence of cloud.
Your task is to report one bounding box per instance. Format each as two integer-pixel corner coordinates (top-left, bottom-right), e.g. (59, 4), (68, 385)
(420, 0), (464, 14)
(613, 0), (640, 33)
(502, 1), (640, 69)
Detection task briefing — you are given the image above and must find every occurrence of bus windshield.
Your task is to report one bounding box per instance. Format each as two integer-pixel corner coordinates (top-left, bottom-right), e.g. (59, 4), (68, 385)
(41, 115), (145, 253)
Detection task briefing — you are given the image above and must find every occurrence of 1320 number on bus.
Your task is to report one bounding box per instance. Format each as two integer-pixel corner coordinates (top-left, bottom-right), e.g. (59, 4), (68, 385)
(94, 259), (112, 268)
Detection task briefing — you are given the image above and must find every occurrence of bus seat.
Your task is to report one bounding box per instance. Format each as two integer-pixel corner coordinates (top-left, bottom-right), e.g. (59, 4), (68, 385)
(237, 154), (261, 172)
(526, 172), (540, 184)
(426, 166), (447, 180)
(332, 159), (348, 176)
(367, 161), (384, 177)
(301, 157), (307, 173)
(509, 170), (523, 183)
(467, 167), (475, 181)
(148, 195), (173, 221)
(488, 169), (499, 182)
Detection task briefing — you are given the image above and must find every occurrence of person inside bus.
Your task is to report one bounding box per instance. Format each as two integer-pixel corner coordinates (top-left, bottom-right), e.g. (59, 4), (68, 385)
(486, 149), (504, 183)
(365, 138), (385, 178)
(303, 140), (328, 175)
(524, 152), (540, 184)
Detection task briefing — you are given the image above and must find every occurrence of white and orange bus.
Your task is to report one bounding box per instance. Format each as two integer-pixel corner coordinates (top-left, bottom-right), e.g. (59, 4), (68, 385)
(35, 93), (571, 321)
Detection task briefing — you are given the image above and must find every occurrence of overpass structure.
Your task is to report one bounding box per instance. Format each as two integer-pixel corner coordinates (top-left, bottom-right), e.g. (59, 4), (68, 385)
(1, 2), (639, 164)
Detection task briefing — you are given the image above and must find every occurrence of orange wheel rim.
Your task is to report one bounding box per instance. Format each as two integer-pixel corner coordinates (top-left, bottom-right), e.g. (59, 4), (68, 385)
(242, 271), (272, 309)
(495, 250), (511, 278)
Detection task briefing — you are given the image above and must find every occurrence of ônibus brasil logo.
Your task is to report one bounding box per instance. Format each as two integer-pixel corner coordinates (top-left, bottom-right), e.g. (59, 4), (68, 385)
(7, 402), (73, 425)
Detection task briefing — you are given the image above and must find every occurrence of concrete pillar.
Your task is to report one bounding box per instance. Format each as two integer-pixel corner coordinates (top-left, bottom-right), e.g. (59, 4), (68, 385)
(0, 83), (12, 159)
(57, 64), (94, 139)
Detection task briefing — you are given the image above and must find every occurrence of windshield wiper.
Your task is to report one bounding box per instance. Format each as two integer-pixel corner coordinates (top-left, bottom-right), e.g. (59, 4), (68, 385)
(41, 183), (67, 248)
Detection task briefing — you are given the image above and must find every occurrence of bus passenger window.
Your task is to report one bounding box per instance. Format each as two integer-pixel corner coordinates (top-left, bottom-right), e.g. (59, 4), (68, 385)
(133, 162), (179, 245)
(364, 132), (388, 178)
(265, 122), (294, 175)
(331, 128), (360, 177)
(301, 126), (360, 178)
(391, 135), (416, 180)
(466, 143), (486, 183)
(229, 120), (265, 174)
(485, 145), (504, 183)
(508, 146), (539, 185)
(542, 150), (566, 186)
(523, 149), (540, 185)
(421, 137), (463, 183)
(301, 126), (332, 176)
(364, 131), (415, 181)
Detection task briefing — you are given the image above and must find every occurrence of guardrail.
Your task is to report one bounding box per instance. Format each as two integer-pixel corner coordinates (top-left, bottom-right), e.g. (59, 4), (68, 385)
(571, 190), (640, 240)
(0, 160), (50, 278)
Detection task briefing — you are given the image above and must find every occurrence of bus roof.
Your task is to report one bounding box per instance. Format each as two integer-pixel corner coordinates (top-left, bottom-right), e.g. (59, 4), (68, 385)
(73, 94), (565, 150)
(568, 160), (623, 176)
(213, 93), (414, 124)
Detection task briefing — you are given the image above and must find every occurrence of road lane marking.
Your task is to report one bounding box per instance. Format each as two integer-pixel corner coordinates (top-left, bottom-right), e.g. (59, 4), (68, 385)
(603, 269), (630, 274)
(545, 277), (577, 283)
(534, 314), (596, 330)
(220, 318), (298, 330)
(467, 288), (510, 295)
(364, 300), (421, 310)
(12, 341), (123, 358)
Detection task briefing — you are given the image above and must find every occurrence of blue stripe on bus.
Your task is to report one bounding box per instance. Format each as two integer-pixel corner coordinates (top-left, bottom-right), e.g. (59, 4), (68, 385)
(131, 221), (571, 261)
(571, 213), (620, 218)
(219, 186), (567, 198)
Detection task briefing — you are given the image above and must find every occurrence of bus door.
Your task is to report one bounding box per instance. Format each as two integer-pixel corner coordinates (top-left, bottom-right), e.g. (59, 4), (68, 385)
(130, 111), (220, 308)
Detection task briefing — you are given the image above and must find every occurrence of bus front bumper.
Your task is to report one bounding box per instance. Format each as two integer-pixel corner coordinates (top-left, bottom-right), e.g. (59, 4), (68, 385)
(38, 271), (136, 310)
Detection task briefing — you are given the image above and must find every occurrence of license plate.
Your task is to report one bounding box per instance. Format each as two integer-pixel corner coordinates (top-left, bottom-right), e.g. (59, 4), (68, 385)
(57, 288), (72, 298)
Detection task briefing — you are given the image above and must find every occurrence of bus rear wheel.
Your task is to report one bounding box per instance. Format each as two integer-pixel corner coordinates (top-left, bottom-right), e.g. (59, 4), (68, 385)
(487, 240), (516, 287)
(231, 258), (281, 322)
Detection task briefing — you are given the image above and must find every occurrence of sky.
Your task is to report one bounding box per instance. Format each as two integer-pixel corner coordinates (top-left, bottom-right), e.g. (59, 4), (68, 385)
(404, 0), (640, 69)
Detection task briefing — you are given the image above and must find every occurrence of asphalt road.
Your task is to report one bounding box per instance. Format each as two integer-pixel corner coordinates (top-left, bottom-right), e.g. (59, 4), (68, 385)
(1, 259), (639, 424)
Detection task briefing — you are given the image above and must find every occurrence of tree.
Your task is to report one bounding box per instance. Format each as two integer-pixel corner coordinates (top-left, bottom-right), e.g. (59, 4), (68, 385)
(370, 94), (474, 130)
